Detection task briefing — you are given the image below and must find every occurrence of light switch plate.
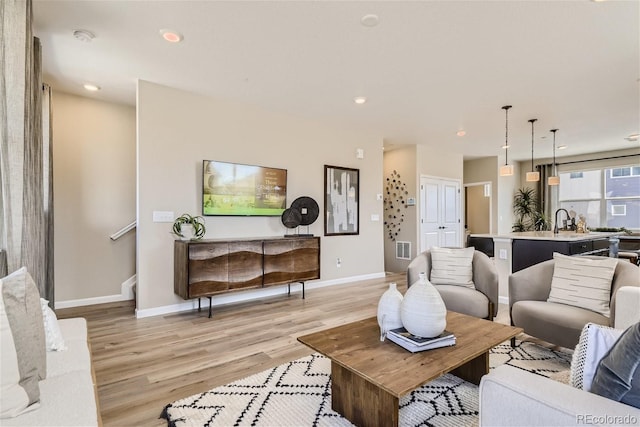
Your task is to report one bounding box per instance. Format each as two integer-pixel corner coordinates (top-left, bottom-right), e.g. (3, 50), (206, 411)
(499, 249), (508, 260)
(153, 211), (174, 222)
(371, 214), (380, 221)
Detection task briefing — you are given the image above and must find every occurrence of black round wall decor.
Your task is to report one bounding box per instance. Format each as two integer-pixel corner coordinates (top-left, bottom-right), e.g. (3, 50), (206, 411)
(281, 208), (302, 229)
(290, 196), (319, 226)
(383, 170), (408, 241)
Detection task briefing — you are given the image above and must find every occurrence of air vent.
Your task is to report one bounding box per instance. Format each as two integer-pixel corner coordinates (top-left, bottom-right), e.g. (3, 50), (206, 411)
(396, 241), (411, 260)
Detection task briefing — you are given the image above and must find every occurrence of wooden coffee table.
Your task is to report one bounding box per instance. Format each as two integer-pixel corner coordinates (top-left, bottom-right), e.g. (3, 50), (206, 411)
(297, 311), (522, 427)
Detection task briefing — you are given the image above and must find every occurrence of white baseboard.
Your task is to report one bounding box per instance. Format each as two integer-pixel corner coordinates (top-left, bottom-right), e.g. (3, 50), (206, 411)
(499, 296), (509, 305)
(56, 275), (136, 309)
(134, 271), (386, 319)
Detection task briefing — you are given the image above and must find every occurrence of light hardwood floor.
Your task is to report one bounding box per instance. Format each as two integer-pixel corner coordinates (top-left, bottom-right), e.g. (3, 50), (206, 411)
(57, 273), (514, 427)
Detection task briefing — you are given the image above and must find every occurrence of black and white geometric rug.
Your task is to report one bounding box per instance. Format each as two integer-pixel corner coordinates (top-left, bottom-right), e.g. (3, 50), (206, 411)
(161, 340), (572, 427)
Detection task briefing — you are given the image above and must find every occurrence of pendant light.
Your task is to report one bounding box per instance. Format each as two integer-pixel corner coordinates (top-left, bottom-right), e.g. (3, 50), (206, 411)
(548, 129), (560, 186)
(526, 119), (540, 182)
(499, 105), (514, 176)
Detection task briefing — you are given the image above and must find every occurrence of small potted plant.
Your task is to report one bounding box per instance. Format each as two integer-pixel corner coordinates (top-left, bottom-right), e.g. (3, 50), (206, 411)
(172, 213), (206, 240)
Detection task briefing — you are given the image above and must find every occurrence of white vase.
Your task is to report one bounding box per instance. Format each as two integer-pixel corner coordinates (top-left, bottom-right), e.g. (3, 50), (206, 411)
(400, 272), (447, 338)
(377, 282), (404, 341)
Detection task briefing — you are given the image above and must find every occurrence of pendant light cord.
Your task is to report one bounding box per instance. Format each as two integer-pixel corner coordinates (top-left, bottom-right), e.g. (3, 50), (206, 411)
(529, 118), (537, 171)
(502, 105), (512, 166)
(551, 129), (558, 174)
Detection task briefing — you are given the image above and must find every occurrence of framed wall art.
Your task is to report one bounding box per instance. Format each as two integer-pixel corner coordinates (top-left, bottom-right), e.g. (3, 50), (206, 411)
(324, 165), (359, 236)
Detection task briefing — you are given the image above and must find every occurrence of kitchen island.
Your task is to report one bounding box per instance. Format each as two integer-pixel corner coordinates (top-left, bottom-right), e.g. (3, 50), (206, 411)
(470, 231), (620, 272)
(468, 231), (621, 302)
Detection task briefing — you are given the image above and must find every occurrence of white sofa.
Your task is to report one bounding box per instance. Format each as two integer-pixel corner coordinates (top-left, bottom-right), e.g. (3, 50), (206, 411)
(479, 286), (640, 426)
(3, 318), (100, 427)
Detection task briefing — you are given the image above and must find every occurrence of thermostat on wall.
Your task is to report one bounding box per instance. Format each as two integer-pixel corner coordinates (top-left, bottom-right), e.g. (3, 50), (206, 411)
(407, 197), (416, 206)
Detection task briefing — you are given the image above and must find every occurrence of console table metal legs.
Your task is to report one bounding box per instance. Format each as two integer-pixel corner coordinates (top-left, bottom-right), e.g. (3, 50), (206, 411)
(287, 281), (306, 299)
(197, 297), (213, 318)
(198, 282), (306, 318)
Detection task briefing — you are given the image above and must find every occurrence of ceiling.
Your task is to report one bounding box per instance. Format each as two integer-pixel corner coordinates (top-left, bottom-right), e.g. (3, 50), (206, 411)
(32, 1), (639, 161)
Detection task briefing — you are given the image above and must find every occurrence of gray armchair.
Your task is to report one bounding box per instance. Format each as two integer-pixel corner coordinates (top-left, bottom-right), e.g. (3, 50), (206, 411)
(407, 249), (499, 319)
(509, 256), (640, 349)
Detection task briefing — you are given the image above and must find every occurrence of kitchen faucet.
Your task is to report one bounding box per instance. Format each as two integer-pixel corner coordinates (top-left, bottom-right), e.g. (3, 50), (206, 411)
(554, 208), (570, 234)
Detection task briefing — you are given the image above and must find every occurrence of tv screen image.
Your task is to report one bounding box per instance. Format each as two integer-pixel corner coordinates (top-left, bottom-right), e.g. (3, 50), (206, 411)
(203, 160), (287, 216)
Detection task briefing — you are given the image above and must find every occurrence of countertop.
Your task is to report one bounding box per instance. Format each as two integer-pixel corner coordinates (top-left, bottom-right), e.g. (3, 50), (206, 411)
(470, 231), (621, 242)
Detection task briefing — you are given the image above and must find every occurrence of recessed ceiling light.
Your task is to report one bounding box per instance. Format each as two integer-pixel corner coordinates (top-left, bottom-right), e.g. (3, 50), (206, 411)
(558, 145), (567, 150)
(83, 83), (100, 91)
(73, 29), (95, 42)
(354, 96), (367, 105)
(160, 29), (183, 43)
(625, 133), (639, 141)
(456, 130), (466, 137)
(361, 14), (379, 27)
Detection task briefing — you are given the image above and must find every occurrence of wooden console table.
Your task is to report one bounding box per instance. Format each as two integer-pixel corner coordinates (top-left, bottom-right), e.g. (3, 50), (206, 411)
(174, 236), (320, 317)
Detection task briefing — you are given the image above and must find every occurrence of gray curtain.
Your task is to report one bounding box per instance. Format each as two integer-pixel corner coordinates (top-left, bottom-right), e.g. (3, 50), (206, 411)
(0, 0), (54, 304)
(537, 163), (558, 225)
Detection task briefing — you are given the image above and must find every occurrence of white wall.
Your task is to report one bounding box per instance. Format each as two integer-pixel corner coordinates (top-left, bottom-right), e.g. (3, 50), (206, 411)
(416, 145), (464, 181)
(52, 91), (136, 303)
(136, 80), (385, 314)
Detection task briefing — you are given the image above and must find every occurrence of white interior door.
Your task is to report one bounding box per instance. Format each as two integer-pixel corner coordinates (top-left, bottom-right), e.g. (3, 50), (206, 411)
(420, 177), (461, 252)
(421, 181), (440, 251)
(442, 182), (460, 246)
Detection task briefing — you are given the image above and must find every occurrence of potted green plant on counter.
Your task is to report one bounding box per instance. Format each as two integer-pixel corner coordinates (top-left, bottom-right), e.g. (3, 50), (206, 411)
(512, 187), (537, 232)
(172, 213), (206, 240)
(512, 187), (550, 232)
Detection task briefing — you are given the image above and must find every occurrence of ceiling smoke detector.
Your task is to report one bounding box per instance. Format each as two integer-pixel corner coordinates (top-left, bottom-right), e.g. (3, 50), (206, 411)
(73, 29), (95, 42)
(361, 14), (379, 27)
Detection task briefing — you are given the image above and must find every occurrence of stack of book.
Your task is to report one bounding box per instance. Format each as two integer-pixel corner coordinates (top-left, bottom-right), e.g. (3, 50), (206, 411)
(386, 327), (456, 353)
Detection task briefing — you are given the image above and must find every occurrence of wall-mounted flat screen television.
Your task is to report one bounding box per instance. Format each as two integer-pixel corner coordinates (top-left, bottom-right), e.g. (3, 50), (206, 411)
(202, 160), (287, 216)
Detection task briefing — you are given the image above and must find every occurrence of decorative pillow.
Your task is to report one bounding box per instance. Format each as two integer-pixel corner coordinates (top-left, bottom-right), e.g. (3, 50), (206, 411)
(429, 247), (475, 288)
(0, 268), (45, 418)
(547, 253), (617, 317)
(591, 322), (640, 408)
(569, 322), (623, 391)
(1, 286), (33, 418)
(40, 299), (67, 352)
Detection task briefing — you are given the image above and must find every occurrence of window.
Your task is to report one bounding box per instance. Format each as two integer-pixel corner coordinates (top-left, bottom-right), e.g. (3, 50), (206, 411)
(610, 167), (640, 178)
(558, 165), (640, 230)
(611, 204), (626, 216)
